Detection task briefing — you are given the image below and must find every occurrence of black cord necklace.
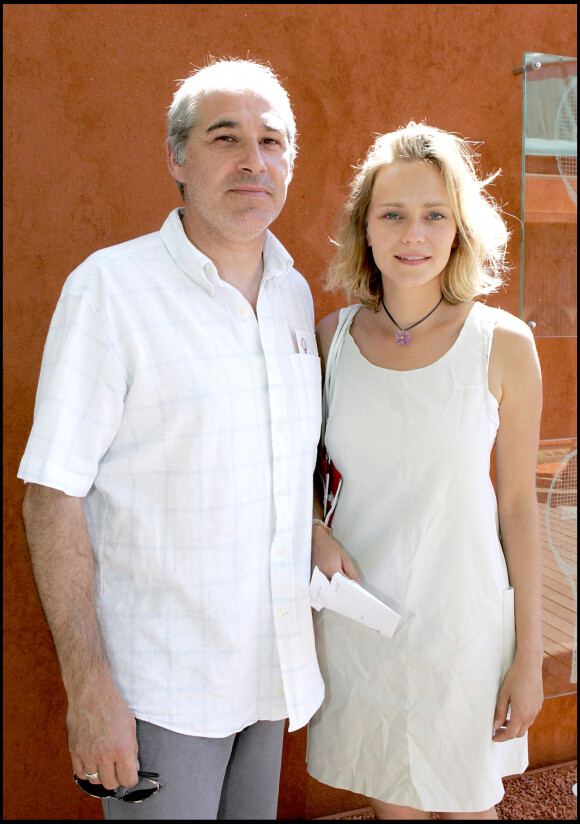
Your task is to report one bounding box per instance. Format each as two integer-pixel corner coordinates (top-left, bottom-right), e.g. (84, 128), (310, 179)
(381, 293), (444, 345)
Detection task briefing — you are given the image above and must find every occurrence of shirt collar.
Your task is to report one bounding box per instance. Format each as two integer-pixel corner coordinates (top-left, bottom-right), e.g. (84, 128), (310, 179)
(261, 230), (295, 286)
(160, 208), (294, 295)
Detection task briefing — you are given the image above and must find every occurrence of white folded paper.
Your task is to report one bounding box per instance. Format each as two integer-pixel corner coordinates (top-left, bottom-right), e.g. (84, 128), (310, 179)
(310, 566), (401, 638)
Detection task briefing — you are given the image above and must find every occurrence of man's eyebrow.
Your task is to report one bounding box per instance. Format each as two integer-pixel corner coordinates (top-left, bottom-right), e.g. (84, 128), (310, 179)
(205, 119), (287, 137)
(206, 119), (239, 133)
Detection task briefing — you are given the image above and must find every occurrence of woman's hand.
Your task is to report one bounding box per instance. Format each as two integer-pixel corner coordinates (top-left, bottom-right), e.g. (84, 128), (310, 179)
(312, 524), (360, 582)
(492, 654), (544, 741)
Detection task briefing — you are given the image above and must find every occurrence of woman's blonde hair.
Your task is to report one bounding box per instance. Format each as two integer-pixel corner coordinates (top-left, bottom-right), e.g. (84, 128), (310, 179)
(327, 122), (510, 309)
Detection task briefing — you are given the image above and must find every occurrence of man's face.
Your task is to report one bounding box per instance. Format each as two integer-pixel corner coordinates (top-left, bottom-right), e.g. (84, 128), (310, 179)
(168, 90), (293, 246)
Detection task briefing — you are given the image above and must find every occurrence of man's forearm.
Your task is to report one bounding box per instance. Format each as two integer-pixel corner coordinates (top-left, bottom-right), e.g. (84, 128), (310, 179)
(22, 483), (138, 788)
(22, 483), (113, 696)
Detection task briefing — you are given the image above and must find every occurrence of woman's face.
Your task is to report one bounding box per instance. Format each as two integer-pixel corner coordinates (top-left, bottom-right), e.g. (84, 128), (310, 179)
(366, 160), (458, 292)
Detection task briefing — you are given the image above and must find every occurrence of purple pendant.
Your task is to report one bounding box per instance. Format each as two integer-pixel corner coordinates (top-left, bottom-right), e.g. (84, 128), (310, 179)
(395, 330), (411, 345)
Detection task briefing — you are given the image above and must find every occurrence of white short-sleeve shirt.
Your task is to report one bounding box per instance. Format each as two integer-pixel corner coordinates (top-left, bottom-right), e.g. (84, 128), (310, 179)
(18, 208), (325, 735)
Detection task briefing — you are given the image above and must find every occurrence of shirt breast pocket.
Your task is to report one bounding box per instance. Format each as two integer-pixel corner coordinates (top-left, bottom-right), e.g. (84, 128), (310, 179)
(290, 354), (322, 445)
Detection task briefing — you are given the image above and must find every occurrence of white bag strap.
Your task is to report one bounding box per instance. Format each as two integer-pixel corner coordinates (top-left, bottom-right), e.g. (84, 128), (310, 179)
(322, 304), (363, 444)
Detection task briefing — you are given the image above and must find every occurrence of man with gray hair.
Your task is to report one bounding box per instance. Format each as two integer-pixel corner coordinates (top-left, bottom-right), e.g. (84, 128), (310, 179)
(19, 58), (324, 819)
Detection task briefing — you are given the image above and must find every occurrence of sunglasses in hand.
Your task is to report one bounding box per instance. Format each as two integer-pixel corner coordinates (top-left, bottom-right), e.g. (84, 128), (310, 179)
(73, 771), (162, 803)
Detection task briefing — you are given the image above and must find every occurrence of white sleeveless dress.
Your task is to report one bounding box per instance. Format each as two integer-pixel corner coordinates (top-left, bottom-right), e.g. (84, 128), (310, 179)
(306, 302), (528, 812)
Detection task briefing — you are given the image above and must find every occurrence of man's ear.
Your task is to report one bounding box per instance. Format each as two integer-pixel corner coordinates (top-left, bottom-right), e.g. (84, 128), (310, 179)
(166, 142), (185, 183)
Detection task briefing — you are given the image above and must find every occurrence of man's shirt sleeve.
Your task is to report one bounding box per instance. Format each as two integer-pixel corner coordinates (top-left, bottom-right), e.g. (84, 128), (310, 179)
(18, 292), (127, 496)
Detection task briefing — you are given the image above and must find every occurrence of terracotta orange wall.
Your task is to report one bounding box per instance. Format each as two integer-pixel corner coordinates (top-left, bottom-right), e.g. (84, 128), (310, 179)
(3, 4), (577, 820)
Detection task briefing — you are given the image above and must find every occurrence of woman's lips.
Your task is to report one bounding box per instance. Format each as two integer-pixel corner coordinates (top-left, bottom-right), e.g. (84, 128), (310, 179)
(395, 255), (431, 265)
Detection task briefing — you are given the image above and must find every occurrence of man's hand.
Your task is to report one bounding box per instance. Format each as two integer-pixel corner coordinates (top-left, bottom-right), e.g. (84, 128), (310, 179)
(68, 680), (139, 790)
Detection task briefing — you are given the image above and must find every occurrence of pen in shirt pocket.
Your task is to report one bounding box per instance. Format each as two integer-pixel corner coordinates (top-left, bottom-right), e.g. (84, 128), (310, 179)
(295, 329), (317, 355)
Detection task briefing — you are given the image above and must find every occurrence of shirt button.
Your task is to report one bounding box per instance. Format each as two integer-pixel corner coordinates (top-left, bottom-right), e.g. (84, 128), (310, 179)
(276, 547), (286, 556)
(236, 305), (247, 316)
(278, 608), (288, 617)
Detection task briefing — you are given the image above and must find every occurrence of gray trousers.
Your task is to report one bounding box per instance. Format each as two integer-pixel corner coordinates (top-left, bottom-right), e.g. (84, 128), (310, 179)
(102, 717), (285, 820)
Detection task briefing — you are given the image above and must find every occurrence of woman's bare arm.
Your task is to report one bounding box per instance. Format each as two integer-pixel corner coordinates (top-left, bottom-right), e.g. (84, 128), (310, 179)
(488, 315), (544, 741)
(312, 311), (359, 582)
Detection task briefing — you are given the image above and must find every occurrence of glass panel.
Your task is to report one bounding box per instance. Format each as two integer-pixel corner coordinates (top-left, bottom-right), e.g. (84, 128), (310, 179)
(521, 53), (577, 337)
(536, 438), (577, 697)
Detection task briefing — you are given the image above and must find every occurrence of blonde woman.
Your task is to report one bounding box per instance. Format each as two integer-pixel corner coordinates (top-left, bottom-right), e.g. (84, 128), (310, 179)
(307, 123), (544, 820)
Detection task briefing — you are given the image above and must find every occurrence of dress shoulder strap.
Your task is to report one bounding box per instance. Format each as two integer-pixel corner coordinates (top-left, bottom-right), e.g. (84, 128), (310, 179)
(322, 304), (363, 440)
(473, 302), (502, 365)
(469, 303), (502, 434)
